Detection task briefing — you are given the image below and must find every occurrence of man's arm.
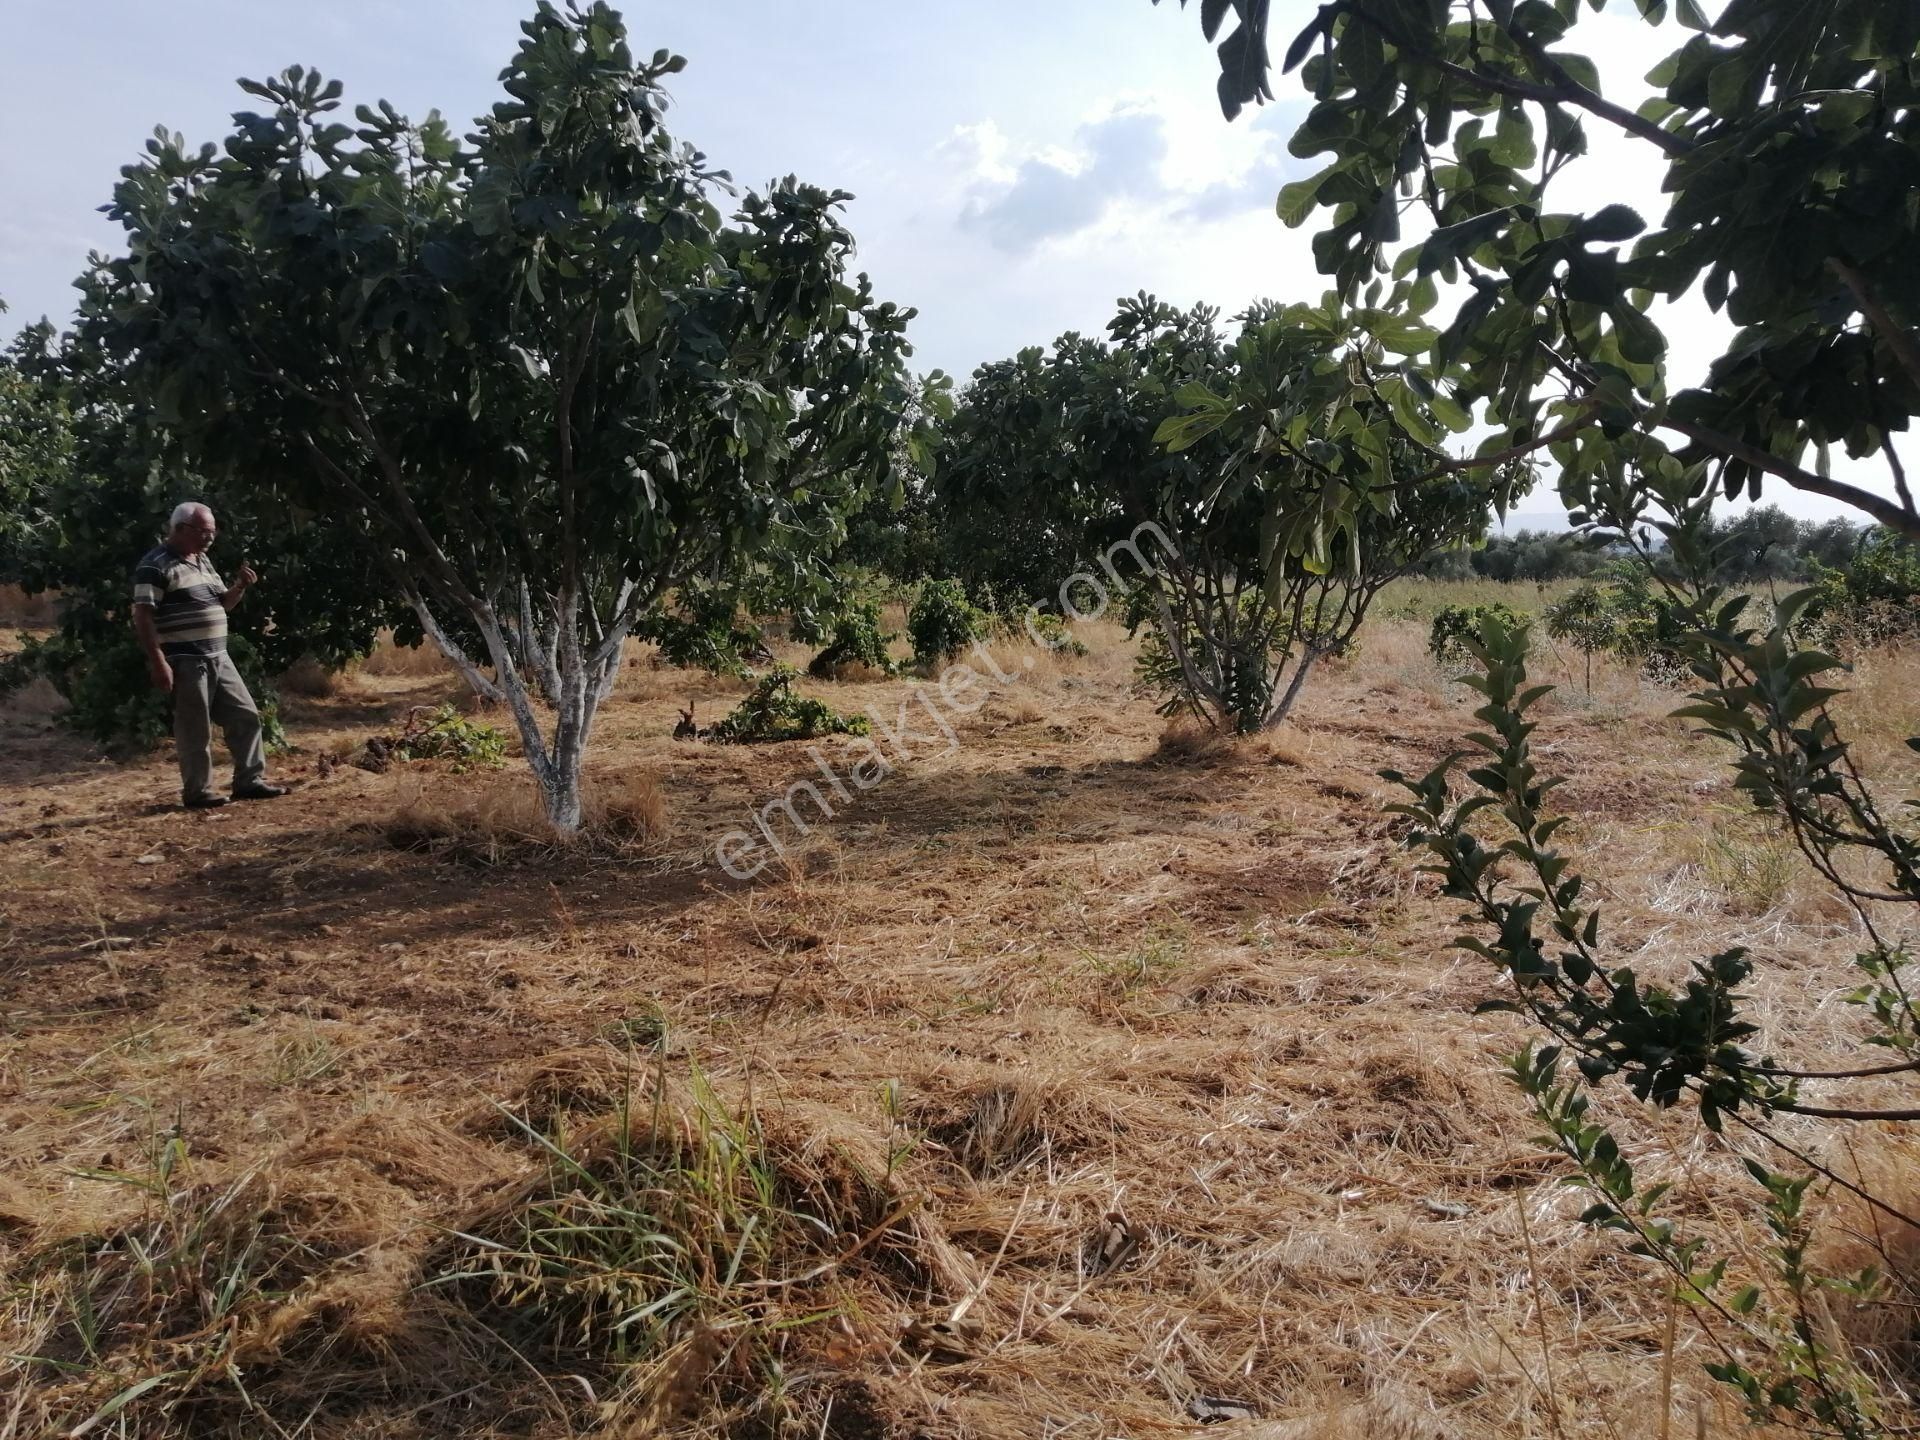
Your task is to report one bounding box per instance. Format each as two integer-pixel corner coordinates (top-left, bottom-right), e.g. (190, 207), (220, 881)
(132, 604), (172, 692)
(220, 562), (258, 612)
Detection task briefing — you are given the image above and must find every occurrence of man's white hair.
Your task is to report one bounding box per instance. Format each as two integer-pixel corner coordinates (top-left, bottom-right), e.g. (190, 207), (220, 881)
(169, 501), (212, 529)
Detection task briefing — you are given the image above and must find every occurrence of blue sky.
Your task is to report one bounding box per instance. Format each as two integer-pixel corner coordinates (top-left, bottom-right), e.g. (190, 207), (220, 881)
(1, 0), (1905, 523)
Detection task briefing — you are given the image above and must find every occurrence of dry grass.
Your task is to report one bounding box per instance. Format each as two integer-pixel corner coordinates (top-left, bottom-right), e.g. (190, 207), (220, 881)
(1375, 575), (1578, 620)
(379, 766), (670, 861)
(356, 630), (461, 678)
(0, 583), (58, 627)
(1153, 717), (1239, 765)
(1834, 642), (1920, 792)
(0, 673), (65, 720)
(276, 653), (343, 698)
(0, 580), (1910, 1438)
(381, 769), (559, 859)
(587, 767), (669, 845)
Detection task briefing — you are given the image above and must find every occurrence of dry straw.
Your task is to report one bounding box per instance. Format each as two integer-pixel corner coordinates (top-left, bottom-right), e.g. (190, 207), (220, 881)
(0, 607), (1908, 1436)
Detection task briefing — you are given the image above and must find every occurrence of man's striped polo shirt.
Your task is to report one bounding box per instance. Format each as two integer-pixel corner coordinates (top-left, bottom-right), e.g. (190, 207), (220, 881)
(132, 545), (229, 657)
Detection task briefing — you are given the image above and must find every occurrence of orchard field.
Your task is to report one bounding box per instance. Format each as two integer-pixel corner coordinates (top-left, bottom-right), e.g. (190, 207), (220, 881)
(6, 0), (1920, 1435)
(4, 584), (1917, 1438)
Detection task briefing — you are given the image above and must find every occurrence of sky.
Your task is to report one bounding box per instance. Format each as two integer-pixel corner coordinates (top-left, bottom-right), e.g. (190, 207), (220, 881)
(0, 0), (1906, 526)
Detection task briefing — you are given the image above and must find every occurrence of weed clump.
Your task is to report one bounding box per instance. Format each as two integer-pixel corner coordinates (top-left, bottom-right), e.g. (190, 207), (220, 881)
(8, 1072), (942, 1438)
(13, 1132), (373, 1436)
(708, 665), (870, 743)
(362, 704), (508, 772)
(438, 1064), (941, 1430)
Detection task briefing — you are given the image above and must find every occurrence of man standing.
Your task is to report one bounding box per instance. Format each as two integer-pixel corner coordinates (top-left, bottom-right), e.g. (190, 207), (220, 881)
(132, 502), (288, 809)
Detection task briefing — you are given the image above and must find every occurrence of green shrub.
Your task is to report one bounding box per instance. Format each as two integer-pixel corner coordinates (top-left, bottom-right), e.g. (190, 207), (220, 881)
(435, 1060), (909, 1429)
(1545, 575), (1661, 653)
(806, 600), (898, 678)
(708, 665), (870, 744)
(1804, 531), (1920, 649)
(637, 586), (769, 677)
(388, 705), (508, 770)
(1427, 602), (1528, 667)
(1024, 610), (1089, 657)
(907, 579), (989, 668)
(1541, 567), (1686, 688)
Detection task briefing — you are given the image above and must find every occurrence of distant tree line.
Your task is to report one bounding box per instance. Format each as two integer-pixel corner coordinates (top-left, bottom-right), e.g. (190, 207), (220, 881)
(1415, 505), (1883, 585)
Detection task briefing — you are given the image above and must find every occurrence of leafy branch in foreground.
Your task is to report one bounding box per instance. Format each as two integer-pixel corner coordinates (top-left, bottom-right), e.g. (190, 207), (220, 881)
(1386, 610), (1919, 1433)
(1427, 600), (1525, 668)
(1156, 0), (1920, 544)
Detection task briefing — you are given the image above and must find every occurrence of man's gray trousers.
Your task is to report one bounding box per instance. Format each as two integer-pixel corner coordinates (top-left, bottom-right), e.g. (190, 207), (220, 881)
(172, 653), (266, 801)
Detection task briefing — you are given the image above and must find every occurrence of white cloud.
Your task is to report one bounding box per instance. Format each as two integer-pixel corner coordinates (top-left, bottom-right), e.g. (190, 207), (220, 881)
(942, 90), (1315, 274)
(958, 106), (1169, 253)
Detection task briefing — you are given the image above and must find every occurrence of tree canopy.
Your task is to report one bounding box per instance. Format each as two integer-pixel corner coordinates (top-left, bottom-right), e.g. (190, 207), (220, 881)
(940, 293), (1494, 730)
(87, 1), (927, 827)
(1, 315), (402, 749)
(0, 318), (73, 589)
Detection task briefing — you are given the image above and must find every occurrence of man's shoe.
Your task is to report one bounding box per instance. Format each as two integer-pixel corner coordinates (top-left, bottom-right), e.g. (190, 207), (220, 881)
(232, 783), (289, 801)
(184, 793), (230, 810)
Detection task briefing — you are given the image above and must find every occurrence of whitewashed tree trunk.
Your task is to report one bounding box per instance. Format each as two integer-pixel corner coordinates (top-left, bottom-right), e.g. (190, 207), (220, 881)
(1261, 645), (1322, 731)
(415, 584), (640, 835)
(1151, 585), (1226, 721)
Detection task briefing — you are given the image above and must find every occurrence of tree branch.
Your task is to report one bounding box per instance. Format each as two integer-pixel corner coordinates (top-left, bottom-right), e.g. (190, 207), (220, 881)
(1766, 1099), (1920, 1123)
(1829, 256), (1920, 402)
(1410, 398), (1600, 484)
(1343, 0), (1694, 159)
(1887, 442), (1915, 518)
(332, 402), (503, 619)
(1495, 17), (1694, 158)
(410, 598), (505, 705)
(1746, 1059), (1920, 1082)
(1660, 416), (1920, 541)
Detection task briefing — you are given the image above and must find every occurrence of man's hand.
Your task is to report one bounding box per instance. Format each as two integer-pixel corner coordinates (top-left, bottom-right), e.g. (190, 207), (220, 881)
(132, 605), (171, 690)
(222, 562), (259, 611)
